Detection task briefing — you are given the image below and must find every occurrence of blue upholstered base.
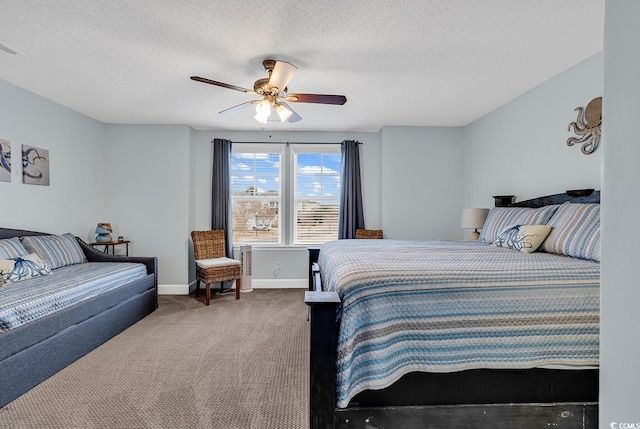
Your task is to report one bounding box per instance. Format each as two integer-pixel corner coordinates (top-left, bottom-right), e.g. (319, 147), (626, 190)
(0, 227), (158, 409)
(0, 277), (156, 408)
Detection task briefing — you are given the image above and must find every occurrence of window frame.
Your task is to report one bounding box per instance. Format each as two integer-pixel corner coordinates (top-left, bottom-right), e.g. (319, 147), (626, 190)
(230, 144), (284, 246)
(230, 142), (342, 247)
(290, 144), (342, 246)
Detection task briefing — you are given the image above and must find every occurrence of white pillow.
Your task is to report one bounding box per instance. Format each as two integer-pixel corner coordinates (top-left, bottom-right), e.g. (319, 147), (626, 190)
(494, 225), (552, 254)
(0, 253), (51, 284)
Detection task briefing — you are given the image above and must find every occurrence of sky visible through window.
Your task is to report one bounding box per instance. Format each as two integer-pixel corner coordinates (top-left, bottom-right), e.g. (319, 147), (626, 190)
(296, 153), (341, 199)
(231, 152), (280, 196)
(231, 148), (342, 244)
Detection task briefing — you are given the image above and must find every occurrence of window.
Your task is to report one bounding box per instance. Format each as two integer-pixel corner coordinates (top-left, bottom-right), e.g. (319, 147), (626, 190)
(231, 143), (341, 246)
(293, 148), (341, 245)
(231, 147), (282, 244)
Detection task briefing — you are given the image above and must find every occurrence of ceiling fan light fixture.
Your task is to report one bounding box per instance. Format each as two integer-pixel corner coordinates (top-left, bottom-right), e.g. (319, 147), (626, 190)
(275, 102), (293, 122)
(254, 100), (271, 124)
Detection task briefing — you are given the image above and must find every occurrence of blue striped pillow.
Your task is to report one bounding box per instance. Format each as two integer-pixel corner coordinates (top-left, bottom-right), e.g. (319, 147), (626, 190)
(542, 203), (600, 261)
(479, 205), (559, 244)
(21, 233), (86, 270)
(0, 237), (29, 259)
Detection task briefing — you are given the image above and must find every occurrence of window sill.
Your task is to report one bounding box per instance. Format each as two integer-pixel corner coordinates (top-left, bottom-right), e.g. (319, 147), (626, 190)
(232, 244), (314, 251)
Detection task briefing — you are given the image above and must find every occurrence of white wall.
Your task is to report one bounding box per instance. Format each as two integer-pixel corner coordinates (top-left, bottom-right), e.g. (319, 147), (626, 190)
(463, 52), (603, 209)
(381, 126), (465, 240)
(103, 124), (192, 290)
(0, 79), (105, 237)
(600, 1), (640, 424)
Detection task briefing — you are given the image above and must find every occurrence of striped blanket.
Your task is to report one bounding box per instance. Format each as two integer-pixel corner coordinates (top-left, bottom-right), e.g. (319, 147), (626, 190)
(0, 262), (147, 333)
(318, 239), (600, 408)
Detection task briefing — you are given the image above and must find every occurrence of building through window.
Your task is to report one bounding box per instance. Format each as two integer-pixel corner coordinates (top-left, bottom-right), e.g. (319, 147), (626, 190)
(231, 143), (341, 246)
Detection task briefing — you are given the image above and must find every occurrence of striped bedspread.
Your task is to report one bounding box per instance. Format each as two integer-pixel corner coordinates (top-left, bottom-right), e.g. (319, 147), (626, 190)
(318, 239), (600, 408)
(0, 262), (147, 333)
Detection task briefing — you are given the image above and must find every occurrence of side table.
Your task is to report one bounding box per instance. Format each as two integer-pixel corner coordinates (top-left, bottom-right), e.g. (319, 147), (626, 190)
(89, 240), (130, 256)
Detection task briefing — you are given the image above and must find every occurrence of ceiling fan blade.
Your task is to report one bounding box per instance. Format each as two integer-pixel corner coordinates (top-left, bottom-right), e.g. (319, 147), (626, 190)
(219, 100), (259, 115)
(268, 61), (297, 94)
(190, 76), (256, 94)
(279, 102), (302, 123)
(286, 93), (347, 105)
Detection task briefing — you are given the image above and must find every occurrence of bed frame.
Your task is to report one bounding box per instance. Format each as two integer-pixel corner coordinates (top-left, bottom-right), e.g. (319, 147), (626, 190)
(305, 190), (600, 429)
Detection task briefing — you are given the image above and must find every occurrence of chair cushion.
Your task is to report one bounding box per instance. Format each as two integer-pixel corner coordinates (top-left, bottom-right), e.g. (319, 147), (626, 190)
(196, 257), (241, 269)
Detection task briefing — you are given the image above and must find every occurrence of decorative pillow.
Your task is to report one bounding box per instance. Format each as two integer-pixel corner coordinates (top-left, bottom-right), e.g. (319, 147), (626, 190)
(494, 224), (552, 254)
(21, 233), (86, 270)
(541, 203), (600, 261)
(0, 237), (29, 259)
(0, 253), (51, 284)
(479, 205), (559, 244)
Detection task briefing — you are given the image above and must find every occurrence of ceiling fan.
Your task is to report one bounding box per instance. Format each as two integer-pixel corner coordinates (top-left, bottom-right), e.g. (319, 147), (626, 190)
(190, 59), (347, 124)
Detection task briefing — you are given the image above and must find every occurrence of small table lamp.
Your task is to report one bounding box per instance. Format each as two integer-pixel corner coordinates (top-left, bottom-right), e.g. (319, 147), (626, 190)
(460, 208), (490, 241)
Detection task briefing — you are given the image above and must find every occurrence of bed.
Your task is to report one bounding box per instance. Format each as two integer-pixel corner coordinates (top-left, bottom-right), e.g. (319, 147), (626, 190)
(305, 190), (600, 429)
(0, 228), (157, 408)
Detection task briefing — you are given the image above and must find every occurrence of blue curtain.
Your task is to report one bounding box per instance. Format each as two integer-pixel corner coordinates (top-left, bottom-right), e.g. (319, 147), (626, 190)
(212, 138), (233, 257)
(338, 140), (365, 239)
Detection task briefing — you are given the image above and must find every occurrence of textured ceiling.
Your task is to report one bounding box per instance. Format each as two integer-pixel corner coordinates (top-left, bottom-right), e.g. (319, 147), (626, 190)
(0, 0), (604, 132)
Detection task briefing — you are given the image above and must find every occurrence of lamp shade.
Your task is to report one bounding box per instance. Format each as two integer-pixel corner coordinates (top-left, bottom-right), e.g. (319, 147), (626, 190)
(460, 208), (490, 229)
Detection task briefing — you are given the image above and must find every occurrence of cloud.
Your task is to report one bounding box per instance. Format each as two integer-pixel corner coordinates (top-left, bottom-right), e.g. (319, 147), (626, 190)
(299, 165), (339, 175)
(233, 163), (251, 171)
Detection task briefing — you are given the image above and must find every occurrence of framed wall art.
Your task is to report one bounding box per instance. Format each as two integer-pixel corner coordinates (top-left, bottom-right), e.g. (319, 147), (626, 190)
(0, 139), (10, 182)
(22, 145), (50, 186)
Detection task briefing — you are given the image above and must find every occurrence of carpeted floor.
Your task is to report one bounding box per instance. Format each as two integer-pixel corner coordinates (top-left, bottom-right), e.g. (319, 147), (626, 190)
(0, 289), (310, 429)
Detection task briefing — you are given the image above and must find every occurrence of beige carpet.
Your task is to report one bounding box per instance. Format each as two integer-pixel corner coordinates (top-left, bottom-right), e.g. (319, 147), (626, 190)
(0, 289), (310, 429)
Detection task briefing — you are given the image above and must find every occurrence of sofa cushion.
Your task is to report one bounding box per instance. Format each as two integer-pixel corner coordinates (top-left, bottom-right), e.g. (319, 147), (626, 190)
(21, 233), (86, 270)
(0, 237), (29, 259)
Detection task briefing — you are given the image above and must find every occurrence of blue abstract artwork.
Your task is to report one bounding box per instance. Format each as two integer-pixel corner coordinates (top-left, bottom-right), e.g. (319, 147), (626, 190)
(22, 145), (50, 186)
(0, 139), (10, 182)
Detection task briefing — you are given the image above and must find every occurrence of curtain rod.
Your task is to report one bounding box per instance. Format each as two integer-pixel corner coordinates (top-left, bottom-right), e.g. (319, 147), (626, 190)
(213, 141), (362, 145)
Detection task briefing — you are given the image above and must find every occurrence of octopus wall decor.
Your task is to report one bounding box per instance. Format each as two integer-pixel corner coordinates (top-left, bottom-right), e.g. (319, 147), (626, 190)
(567, 96), (602, 155)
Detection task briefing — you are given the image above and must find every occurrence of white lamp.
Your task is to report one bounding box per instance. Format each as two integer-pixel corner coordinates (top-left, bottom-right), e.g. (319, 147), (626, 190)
(274, 102), (293, 122)
(460, 208), (490, 241)
(254, 100), (271, 124)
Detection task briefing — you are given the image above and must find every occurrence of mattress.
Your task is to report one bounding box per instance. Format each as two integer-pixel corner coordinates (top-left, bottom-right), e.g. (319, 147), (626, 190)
(318, 239), (600, 408)
(0, 262), (147, 332)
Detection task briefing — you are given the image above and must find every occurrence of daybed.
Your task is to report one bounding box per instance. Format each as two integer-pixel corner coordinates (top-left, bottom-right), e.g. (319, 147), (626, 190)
(0, 227), (158, 409)
(306, 190), (600, 429)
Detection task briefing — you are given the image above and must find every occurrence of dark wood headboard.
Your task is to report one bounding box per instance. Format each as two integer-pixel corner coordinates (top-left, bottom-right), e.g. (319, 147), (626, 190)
(494, 189), (600, 208)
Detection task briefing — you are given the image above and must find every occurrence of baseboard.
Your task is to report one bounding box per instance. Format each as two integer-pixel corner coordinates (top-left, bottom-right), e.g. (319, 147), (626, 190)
(251, 279), (307, 289)
(158, 279), (306, 295)
(158, 284), (190, 295)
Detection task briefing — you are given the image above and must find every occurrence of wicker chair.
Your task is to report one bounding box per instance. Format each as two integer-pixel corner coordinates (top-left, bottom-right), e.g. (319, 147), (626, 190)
(355, 229), (383, 239)
(191, 230), (241, 306)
